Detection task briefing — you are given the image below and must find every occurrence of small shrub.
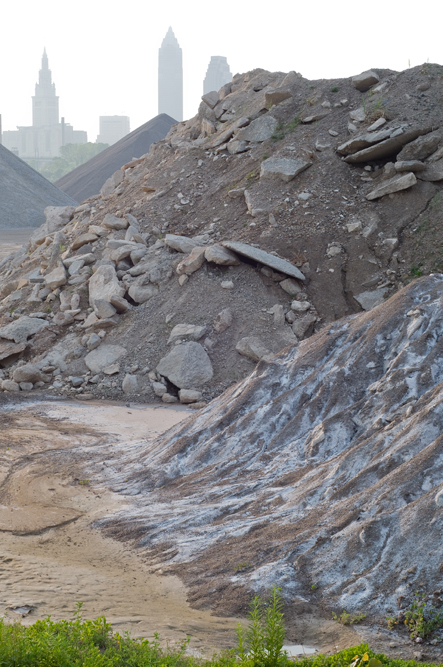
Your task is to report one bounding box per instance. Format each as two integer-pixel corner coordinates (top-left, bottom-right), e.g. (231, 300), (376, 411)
(237, 585), (286, 667)
(404, 591), (443, 639)
(331, 86), (339, 93)
(332, 610), (367, 625)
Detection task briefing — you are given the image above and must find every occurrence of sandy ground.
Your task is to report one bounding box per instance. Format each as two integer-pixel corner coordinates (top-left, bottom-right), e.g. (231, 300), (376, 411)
(0, 229), (32, 261)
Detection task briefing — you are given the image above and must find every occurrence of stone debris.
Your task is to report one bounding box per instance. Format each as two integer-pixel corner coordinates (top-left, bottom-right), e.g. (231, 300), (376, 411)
(204, 245), (240, 265)
(222, 242), (305, 281)
(156, 342), (213, 389)
(352, 70), (379, 92)
(213, 308), (233, 333)
(264, 88), (292, 106)
(354, 288), (388, 310)
(260, 157), (312, 183)
(366, 172), (417, 200)
(84, 344), (127, 373)
(236, 115), (278, 142)
(167, 324), (207, 344)
(0, 316), (48, 344)
(164, 234), (200, 253)
(176, 247), (206, 276)
(235, 336), (271, 362)
(417, 158), (443, 182)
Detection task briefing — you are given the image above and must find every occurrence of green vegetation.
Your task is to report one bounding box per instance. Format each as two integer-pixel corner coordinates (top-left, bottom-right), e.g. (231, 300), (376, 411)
(410, 263), (424, 277)
(332, 610), (367, 626)
(237, 586), (286, 667)
(403, 591), (443, 639)
(28, 142), (109, 182)
(271, 117), (301, 142)
(331, 86), (339, 93)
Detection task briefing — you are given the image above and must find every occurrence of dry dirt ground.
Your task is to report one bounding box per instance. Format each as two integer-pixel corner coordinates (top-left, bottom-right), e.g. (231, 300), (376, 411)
(0, 229), (32, 261)
(0, 397), (363, 656)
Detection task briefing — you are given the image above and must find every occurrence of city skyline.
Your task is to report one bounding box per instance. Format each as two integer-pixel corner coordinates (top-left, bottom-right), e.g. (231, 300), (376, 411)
(0, 0), (440, 142)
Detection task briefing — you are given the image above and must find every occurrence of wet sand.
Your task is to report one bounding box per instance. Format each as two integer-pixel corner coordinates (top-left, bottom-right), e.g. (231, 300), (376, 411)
(0, 399), (242, 652)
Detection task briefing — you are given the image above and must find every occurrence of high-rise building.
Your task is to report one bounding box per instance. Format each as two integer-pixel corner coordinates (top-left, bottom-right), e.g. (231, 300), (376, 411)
(32, 48), (59, 127)
(96, 116), (130, 146)
(158, 27), (182, 122)
(2, 50), (87, 163)
(203, 56), (232, 95)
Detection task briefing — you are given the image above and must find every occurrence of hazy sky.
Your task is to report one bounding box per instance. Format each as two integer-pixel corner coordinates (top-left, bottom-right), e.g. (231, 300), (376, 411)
(1, 0), (441, 141)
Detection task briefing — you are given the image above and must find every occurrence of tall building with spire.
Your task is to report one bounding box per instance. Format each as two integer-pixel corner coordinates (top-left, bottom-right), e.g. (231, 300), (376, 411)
(158, 27), (182, 122)
(2, 50), (87, 163)
(203, 56), (232, 95)
(32, 48), (59, 127)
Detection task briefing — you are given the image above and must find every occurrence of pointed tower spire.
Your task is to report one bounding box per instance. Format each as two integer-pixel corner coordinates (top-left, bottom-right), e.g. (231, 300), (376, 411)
(42, 48), (48, 69)
(32, 49), (59, 127)
(158, 27), (183, 121)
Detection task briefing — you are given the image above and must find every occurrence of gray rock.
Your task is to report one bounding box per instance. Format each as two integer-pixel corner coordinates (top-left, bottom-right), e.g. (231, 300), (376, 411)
(94, 299), (117, 319)
(165, 234), (200, 253)
(53, 312), (75, 326)
(122, 374), (139, 395)
(176, 247), (206, 276)
(227, 140), (249, 155)
(204, 245), (240, 265)
(45, 264), (67, 290)
(0, 316), (48, 344)
(417, 158), (443, 182)
(84, 344), (127, 373)
(201, 91), (219, 109)
(344, 127), (431, 163)
(103, 364), (120, 375)
(179, 389), (203, 404)
(43, 206), (75, 234)
(301, 111), (330, 123)
(162, 393), (178, 403)
(349, 107), (366, 122)
(265, 88), (292, 106)
(152, 381), (167, 397)
(19, 382), (33, 392)
(435, 489), (443, 507)
(157, 342), (213, 389)
(168, 324), (207, 344)
(354, 288), (388, 311)
(235, 337), (271, 362)
(397, 131), (441, 162)
(337, 128), (394, 155)
(102, 214), (129, 230)
(110, 245), (136, 262)
(291, 300), (311, 312)
(367, 117), (387, 132)
(260, 157), (312, 183)
(68, 259), (85, 276)
(128, 283), (159, 304)
(89, 265), (125, 308)
(0, 341), (27, 364)
(71, 233), (98, 251)
(100, 169), (124, 197)
(292, 314), (317, 340)
(130, 247), (147, 264)
(236, 115), (278, 142)
(2, 379), (20, 392)
(70, 377), (84, 388)
(279, 278), (302, 296)
(13, 364), (42, 383)
(271, 304), (285, 326)
(87, 333), (101, 351)
(222, 241), (305, 281)
(352, 70), (379, 92)
(110, 294), (130, 313)
(395, 160), (425, 173)
(366, 172), (417, 200)
(213, 308), (233, 333)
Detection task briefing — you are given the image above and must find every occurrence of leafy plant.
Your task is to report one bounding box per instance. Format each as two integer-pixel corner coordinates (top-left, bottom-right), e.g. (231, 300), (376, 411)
(271, 117), (301, 142)
(237, 585), (286, 667)
(234, 563), (252, 572)
(404, 591), (443, 639)
(331, 86), (339, 93)
(332, 610), (367, 625)
(350, 651), (383, 667)
(410, 264), (423, 277)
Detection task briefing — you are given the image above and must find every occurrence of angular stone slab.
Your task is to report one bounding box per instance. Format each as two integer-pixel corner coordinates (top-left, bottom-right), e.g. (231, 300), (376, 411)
(265, 88), (292, 106)
(85, 344), (127, 373)
(301, 111), (330, 123)
(204, 245), (240, 265)
(417, 159), (443, 182)
(354, 288), (388, 311)
(260, 157), (312, 183)
(352, 70), (379, 92)
(337, 128), (394, 156)
(395, 160), (425, 173)
(366, 172), (417, 200)
(222, 241), (305, 281)
(157, 342), (213, 389)
(0, 341), (27, 363)
(201, 91), (219, 109)
(0, 316), (48, 344)
(236, 115), (278, 142)
(345, 127), (431, 163)
(165, 234), (200, 253)
(396, 131), (441, 162)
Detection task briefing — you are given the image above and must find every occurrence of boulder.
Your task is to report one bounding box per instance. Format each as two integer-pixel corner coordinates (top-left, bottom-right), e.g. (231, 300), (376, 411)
(19, 382), (33, 392)
(222, 241), (305, 281)
(260, 157), (312, 183)
(12, 364), (42, 384)
(179, 389), (203, 404)
(396, 131), (441, 162)
(122, 374), (140, 395)
(87, 333), (101, 351)
(102, 214), (129, 230)
(352, 70), (379, 92)
(71, 233), (98, 252)
(156, 342), (213, 389)
(176, 247), (206, 276)
(337, 127), (394, 156)
(84, 344), (127, 373)
(395, 160), (425, 173)
(110, 294), (130, 313)
(292, 314), (317, 340)
(417, 158), (443, 182)
(201, 91), (219, 109)
(100, 170), (124, 197)
(235, 337), (271, 362)
(204, 245), (240, 265)
(53, 312), (75, 326)
(213, 308), (233, 333)
(354, 288), (388, 311)
(110, 245), (136, 262)
(162, 393), (178, 403)
(2, 379), (20, 392)
(291, 300), (311, 312)
(227, 140), (249, 155)
(366, 172), (417, 200)
(43, 206), (75, 234)
(88, 265), (125, 308)
(44, 264), (67, 290)
(0, 316), (48, 344)
(236, 115), (278, 142)
(152, 381), (167, 397)
(0, 341), (27, 364)
(265, 88), (292, 106)
(279, 278), (302, 296)
(128, 283), (159, 304)
(168, 324), (207, 344)
(344, 127), (430, 163)
(349, 107), (366, 122)
(165, 234), (200, 253)
(94, 299), (117, 319)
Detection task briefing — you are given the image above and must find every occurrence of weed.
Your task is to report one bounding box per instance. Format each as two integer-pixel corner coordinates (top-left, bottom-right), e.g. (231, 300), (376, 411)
(234, 563), (252, 572)
(271, 117), (301, 142)
(46, 306), (52, 313)
(332, 610), (367, 625)
(410, 264), (423, 277)
(331, 86), (339, 93)
(237, 585), (286, 667)
(262, 154), (268, 161)
(386, 616), (398, 630)
(404, 591), (443, 639)
(350, 651), (383, 667)
(310, 584), (317, 590)
(78, 479), (90, 486)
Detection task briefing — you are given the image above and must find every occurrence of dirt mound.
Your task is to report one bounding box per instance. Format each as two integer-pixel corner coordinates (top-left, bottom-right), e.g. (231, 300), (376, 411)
(98, 275), (443, 635)
(55, 114), (177, 202)
(0, 145), (76, 229)
(0, 64), (442, 408)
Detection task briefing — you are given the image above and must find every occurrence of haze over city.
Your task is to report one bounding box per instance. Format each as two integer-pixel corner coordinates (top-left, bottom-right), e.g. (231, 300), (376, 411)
(1, 0), (440, 141)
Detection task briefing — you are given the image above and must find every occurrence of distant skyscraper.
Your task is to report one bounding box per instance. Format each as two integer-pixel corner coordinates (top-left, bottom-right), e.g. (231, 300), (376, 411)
(2, 50), (87, 163)
(97, 116), (130, 146)
(203, 56), (232, 95)
(158, 27), (183, 121)
(32, 48), (59, 127)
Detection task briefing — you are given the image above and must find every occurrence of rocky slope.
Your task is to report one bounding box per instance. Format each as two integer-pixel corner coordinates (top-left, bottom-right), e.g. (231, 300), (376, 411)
(0, 63), (442, 404)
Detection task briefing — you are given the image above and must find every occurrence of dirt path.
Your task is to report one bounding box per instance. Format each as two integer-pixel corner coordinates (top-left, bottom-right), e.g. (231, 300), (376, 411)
(0, 399), (241, 652)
